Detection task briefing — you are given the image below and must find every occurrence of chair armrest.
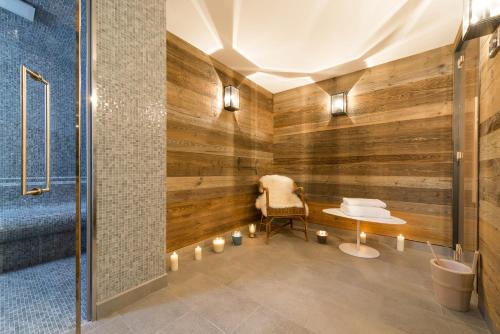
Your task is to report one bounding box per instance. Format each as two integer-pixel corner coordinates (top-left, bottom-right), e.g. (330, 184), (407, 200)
(262, 186), (271, 210)
(294, 185), (306, 205)
(294, 186), (304, 195)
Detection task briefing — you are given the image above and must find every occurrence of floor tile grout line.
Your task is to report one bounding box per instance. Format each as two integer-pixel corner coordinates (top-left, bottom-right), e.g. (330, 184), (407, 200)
(151, 311), (192, 334)
(228, 304), (262, 334)
(118, 290), (193, 334)
(196, 311), (231, 334)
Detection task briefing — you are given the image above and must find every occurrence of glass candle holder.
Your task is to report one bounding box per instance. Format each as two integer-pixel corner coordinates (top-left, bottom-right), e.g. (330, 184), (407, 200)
(212, 237), (225, 253)
(360, 231), (367, 244)
(316, 230), (328, 244)
(248, 223), (256, 238)
(232, 231), (242, 246)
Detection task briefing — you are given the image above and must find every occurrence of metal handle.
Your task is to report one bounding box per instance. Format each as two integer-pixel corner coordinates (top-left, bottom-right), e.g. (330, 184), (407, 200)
(21, 65), (50, 196)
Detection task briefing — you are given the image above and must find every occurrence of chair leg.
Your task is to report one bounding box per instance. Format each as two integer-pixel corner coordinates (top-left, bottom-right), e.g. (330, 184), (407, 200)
(266, 218), (273, 244)
(260, 215), (265, 232)
(289, 218), (293, 229)
(302, 217), (308, 241)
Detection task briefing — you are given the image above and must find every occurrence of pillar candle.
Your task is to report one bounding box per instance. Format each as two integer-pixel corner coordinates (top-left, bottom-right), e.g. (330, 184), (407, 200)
(170, 251), (179, 271)
(212, 237), (225, 253)
(194, 246), (202, 261)
(397, 234), (405, 252)
(360, 232), (367, 244)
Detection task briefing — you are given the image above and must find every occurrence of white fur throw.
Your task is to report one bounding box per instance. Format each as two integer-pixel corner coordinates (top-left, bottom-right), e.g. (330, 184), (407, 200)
(255, 175), (309, 217)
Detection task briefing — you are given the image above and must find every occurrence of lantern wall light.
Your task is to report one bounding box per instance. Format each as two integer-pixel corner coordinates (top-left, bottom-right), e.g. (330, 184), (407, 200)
(331, 92), (347, 116)
(224, 86), (240, 111)
(462, 0), (500, 42)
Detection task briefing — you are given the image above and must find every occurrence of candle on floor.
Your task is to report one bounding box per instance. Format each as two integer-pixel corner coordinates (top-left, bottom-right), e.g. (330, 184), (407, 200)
(232, 231), (242, 246)
(397, 234), (405, 252)
(194, 246), (202, 261)
(170, 251), (179, 271)
(360, 231), (367, 244)
(212, 237), (225, 253)
(249, 223), (256, 238)
(316, 230), (328, 244)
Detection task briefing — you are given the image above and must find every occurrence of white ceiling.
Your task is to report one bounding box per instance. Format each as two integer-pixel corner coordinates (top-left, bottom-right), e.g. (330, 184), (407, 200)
(166, 0), (462, 93)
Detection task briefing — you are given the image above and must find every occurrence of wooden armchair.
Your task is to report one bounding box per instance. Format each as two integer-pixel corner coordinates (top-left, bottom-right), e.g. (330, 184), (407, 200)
(257, 177), (308, 243)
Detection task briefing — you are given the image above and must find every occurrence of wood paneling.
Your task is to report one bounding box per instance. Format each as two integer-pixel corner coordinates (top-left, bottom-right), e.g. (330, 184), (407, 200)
(166, 33), (273, 251)
(478, 35), (500, 334)
(273, 45), (454, 246)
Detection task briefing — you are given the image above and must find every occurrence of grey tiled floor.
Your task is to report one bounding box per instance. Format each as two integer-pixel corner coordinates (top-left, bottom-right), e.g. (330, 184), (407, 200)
(80, 229), (490, 334)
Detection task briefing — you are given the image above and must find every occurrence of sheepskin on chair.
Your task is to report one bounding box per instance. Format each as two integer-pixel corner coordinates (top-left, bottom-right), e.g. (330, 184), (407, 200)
(255, 175), (309, 217)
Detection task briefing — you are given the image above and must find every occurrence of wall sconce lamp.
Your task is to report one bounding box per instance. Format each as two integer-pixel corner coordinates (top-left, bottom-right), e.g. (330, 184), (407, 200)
(224, 86), (240, 111)
(489, 26), (499, 58)
(331, 92), (347, 116)
(462, 0), (500, 42)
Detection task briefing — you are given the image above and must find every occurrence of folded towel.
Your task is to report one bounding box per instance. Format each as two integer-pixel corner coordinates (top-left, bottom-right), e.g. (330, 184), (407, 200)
(342, 197), (387, 208)
(340, 203), (391, 218)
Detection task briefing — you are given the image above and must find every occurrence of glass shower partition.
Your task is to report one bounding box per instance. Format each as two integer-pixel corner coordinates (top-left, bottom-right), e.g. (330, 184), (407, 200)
(0, 0), (85, 333)
(453, 37), (480, 253)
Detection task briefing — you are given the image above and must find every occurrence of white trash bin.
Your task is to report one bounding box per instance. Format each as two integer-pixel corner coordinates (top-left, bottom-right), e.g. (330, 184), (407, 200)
(430, 259), (475, 312)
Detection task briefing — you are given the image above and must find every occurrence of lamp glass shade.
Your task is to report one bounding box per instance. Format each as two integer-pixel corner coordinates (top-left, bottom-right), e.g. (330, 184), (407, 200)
(331, 92), (347, 116)
(224, 86), (240, 111)
(462, 0), (500, 41)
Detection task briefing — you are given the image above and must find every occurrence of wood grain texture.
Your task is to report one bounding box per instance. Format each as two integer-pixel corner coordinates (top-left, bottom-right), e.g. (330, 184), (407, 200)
(478, 35), (500, 334)
(273, 45), (454, 246)
(166, 33), (273, 251)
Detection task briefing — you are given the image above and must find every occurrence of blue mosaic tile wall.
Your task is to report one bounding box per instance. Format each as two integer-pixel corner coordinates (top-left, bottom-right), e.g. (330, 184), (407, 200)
(0, 0), (87, 263)
(0, 0), (87, 205)
(0, 0), (88, 331)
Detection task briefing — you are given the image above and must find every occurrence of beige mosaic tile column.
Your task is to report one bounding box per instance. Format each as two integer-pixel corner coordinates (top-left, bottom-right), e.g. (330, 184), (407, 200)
(92, 0), (166, 317)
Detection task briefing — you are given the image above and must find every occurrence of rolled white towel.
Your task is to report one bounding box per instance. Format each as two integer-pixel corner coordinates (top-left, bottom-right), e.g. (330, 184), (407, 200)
(342, 197), (387, 208)
(340, 203), (391, 218)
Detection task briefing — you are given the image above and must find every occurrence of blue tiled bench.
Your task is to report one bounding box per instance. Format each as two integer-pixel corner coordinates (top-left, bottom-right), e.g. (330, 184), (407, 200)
(0, 203), (87, 273)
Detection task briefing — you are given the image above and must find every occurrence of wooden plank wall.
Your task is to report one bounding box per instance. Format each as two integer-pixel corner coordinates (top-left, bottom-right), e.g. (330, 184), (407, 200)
(166, 33), (273, 251)
(273, 46), (454, 246)
(478, 35), (500, 334)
